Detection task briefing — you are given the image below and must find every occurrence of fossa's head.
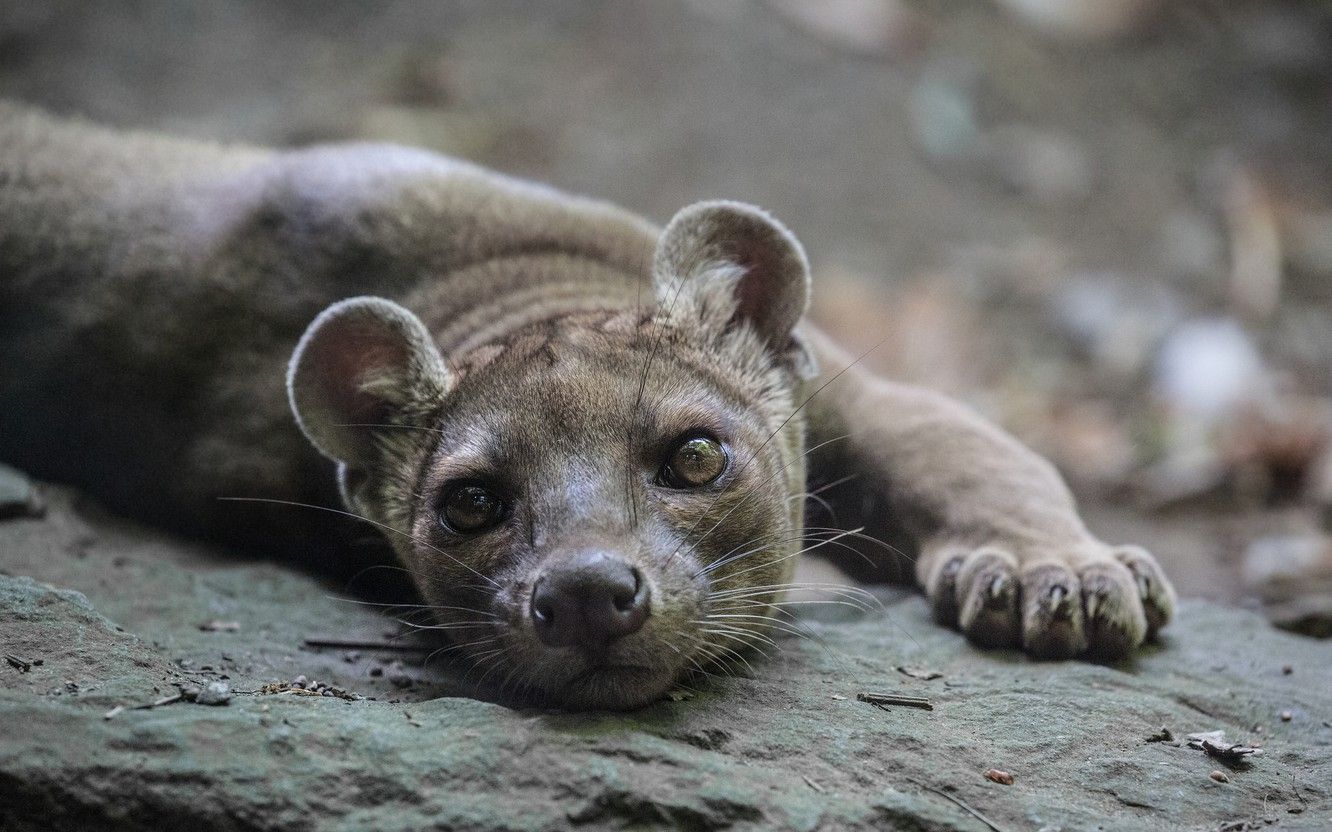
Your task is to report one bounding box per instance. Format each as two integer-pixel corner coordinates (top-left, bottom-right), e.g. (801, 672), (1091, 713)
(289, 202), (815, 708)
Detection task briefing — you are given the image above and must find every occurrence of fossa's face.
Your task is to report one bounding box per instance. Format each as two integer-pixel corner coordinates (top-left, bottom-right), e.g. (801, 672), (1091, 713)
(289, 201), (814, 708)
(402, 317), (805, 708)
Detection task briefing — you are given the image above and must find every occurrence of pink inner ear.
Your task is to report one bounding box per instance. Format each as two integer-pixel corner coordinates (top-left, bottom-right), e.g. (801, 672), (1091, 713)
(732, 238), (763, 317)
(310, 321), (409, 424)
(731, 236), (785, 334)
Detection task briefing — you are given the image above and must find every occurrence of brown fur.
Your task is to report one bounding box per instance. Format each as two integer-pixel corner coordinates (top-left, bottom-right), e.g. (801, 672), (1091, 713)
(0, 103), (1175, 709)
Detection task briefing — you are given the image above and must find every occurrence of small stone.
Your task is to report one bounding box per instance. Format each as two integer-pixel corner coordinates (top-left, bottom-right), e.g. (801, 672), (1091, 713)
(0, 463), (44, 520)
(895, 666), (944, 681)
(1280, 710), (1293, 722)
(369, 667), (384, 678)
(1145, 726), (1175, 743)
(292, 675), (308, 688)
(1211, 770), (1230, 783)
(983, 768), (1015, 785)
(198, 620), (241, 633)
(1282, 665), (1293, 675)
(195, 681), (231, 706)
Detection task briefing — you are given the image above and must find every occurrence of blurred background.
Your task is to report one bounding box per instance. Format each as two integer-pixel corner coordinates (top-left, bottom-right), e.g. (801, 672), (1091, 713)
(3, 0), (1330, 636)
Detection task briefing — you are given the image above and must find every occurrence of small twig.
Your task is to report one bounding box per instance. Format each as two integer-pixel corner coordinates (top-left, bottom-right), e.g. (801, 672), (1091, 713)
(908, 779), (1008, 832)
(131, 693), (183, 710)
(5, 654), (32, 672)
(802, 775), (826, 793)
(302, 638), (432, 652)
(857, 691), (934, 711)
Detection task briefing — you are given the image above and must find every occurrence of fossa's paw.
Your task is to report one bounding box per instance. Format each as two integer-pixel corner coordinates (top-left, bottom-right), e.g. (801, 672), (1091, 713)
(922, 540), (1175, 660)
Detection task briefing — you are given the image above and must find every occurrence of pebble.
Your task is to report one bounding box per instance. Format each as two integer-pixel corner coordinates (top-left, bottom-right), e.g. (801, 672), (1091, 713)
(292, 674), (308, 688)
(1210, 770), (1230, 783)
(0, 463), (44, 520)
(993, 0), (1157, 40)
(1280, 710), (1293, 722)
(1154, 317), (1266, 421)
(195, 681), (232, 706)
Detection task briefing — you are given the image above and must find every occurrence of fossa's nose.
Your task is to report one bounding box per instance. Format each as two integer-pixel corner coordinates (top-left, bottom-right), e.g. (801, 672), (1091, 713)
(530, 551), (649, 649)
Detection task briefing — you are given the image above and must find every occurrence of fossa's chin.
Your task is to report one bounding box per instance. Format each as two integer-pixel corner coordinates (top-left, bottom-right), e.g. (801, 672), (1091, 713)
(551, 663), (680, 710)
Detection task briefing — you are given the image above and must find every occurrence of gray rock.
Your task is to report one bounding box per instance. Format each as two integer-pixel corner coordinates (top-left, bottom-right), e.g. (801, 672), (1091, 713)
(1, 487), (1330, 831)
(194, 681), (232, 706)
(0, 463), (43, 520)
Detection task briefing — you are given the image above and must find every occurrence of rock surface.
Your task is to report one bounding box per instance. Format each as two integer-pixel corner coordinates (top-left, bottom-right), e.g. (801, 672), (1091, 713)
(2, 486), (1330, 831)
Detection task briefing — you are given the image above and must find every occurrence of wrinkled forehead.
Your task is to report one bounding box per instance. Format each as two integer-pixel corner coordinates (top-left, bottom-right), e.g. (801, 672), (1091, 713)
(435, 332), (762, 468)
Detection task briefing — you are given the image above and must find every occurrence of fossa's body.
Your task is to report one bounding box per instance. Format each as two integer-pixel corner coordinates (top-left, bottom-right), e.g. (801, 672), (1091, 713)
(0, 104), (1174, 708)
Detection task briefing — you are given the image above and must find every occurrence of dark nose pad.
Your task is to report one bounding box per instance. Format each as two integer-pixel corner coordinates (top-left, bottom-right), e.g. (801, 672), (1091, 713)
(530, 552), (649, 649)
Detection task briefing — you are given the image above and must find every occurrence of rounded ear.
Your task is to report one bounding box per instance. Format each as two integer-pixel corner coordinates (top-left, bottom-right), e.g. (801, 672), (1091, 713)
(653, 200), (811, 349)
(287, 296), (451, 468)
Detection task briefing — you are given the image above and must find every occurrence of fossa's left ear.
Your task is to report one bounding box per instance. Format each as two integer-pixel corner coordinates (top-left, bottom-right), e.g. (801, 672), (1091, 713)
(653, 201), (813, 371)
(288, 296), (452, 470)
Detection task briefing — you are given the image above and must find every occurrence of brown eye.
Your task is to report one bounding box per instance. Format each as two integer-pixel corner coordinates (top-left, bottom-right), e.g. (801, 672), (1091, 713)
(439, 483), (506, 534)
(659, 435), (728, 489)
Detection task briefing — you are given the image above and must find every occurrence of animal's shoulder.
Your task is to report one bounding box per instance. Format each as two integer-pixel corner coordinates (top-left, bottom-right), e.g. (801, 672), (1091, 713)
(247, 143), (659, 274)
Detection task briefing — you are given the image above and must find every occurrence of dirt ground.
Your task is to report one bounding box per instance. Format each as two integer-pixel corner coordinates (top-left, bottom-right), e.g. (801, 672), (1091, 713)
(2, 0), (1331, 622)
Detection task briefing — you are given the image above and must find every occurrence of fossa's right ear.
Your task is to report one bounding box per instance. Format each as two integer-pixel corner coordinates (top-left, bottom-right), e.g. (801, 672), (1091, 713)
(288, 297), (452, 468)
(653, 201), (814, 375)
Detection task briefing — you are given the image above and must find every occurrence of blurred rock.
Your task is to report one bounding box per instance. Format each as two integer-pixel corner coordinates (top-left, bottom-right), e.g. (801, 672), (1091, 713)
(1133, 453), (1230, 514)
(1153, 318), (1267, 424)
(984, 123), (1094, 206)
(1224, 167), (1283, 322)
(992, 0), (1159, 41)
(387, 51), (455, 107)
(1052, 271), (1181, 377)
(1158, 210), (1225, 281)
(911, 69), (1094, 206)
(1243, 533), (1332, 637)
(355, 107), (505, 159)
(1221, 399), (1332, 505)
(1283, 208), (1332, 285)
(1231, 6), (1332, 76)
(909, 58), (984, 165)
(1040, 399), (1137, 488)
(767, 0), (929, 59)
(0, 463), (43, 520)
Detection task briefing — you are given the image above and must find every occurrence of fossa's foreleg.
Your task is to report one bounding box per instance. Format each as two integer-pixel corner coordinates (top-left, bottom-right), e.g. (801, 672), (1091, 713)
(801, 326), (1174, 659)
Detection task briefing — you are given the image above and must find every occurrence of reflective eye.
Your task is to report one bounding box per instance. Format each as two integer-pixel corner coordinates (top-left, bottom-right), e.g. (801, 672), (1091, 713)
(439, 483), (507, 534)
(659, 435), (728, 489)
